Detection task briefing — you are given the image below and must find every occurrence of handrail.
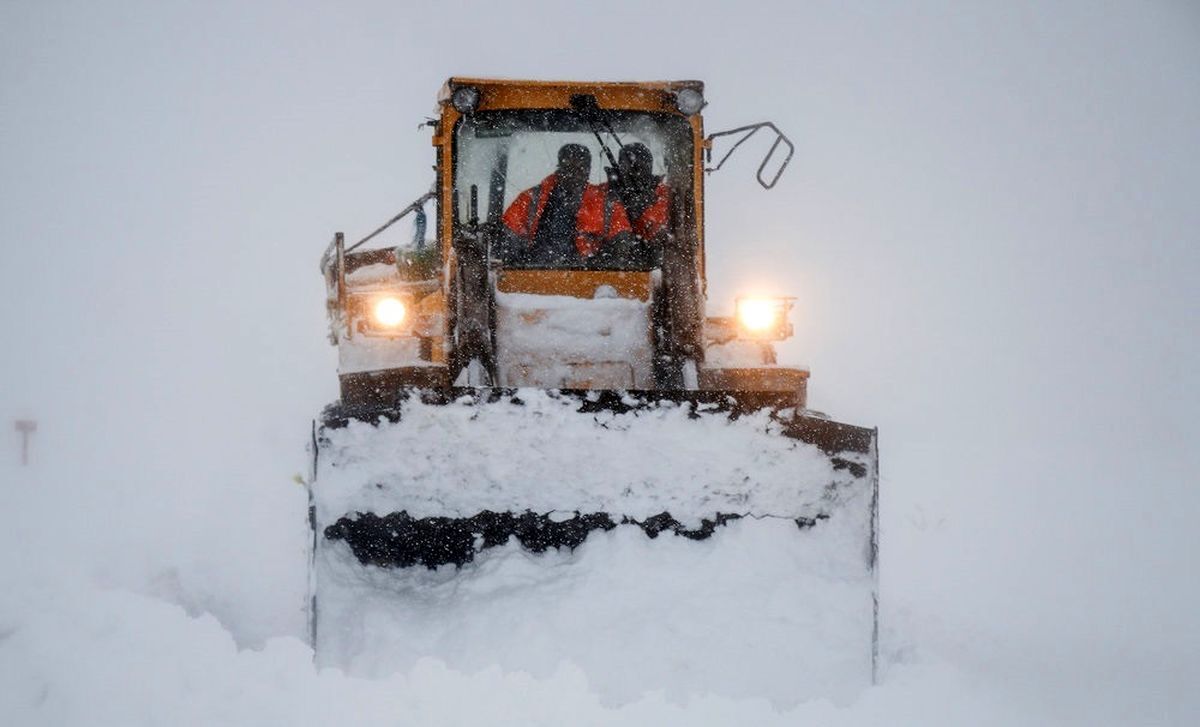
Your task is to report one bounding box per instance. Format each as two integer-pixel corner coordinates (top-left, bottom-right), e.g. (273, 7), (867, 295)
(346, 191), (437, 253)
(704, 122), (795, 190)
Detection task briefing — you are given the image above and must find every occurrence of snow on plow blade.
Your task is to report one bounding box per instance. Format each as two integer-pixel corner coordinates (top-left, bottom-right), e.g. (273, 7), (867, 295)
(308, 390), (878, 705)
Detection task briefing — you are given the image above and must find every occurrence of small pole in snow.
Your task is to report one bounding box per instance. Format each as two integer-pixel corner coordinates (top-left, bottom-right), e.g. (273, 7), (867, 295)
(14, 420), (36, 466)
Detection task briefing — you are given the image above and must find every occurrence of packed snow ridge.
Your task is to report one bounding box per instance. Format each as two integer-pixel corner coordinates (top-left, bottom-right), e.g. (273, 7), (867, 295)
(314, 390), (871, 526)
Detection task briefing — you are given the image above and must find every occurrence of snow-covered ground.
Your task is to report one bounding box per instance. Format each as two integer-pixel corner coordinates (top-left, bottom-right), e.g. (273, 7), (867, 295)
(1, 418), (1195, 725)
(0, 555), (1053, 727)
(3, 520), (1193, 726)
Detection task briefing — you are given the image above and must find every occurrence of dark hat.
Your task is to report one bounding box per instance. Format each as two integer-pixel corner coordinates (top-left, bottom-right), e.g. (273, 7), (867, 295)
(558, 143), (592, 166)
(619, 142), (653, 169)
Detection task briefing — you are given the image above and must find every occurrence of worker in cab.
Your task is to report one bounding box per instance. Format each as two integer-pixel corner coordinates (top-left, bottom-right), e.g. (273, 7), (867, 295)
(502, 143), (631, 266)
(603, 143), (670, 241)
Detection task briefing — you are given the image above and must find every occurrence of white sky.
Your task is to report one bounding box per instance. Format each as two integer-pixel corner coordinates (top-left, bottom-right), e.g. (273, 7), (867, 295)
(2, 0), (1198, 659)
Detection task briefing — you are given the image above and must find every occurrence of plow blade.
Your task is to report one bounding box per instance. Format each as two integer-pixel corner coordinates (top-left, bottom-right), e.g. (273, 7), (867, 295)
(308, 389), (877, 705)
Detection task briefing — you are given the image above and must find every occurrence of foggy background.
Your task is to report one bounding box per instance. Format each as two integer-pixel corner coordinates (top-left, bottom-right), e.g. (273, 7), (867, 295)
(2, 0), (1197, 690)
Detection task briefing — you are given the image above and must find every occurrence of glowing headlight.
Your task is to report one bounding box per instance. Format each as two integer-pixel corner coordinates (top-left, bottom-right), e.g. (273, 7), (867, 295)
(371, 297), (407, 328)
(674, 88), (705, 115)
(451, 85), (481, 114)
(737, 298), (780, 331)
(735, 296), (794, 340)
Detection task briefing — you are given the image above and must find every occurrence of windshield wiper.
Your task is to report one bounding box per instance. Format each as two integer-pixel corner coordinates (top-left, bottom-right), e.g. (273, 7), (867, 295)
(569, 94), (624, 182)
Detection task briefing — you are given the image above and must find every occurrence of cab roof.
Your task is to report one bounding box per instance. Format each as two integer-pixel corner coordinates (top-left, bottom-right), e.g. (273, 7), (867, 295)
(441, 78), (704, 115)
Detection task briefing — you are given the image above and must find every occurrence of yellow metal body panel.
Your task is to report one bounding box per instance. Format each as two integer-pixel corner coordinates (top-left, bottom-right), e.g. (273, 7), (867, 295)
(497, 270), (653, 301)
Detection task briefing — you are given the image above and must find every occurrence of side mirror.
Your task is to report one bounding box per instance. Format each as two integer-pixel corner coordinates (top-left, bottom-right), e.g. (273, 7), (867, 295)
(705, 122), (795, 190)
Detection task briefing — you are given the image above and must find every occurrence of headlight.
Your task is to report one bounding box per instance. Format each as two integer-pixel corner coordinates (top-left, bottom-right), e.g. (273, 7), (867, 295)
(371, 297), (407, 328)
(451, 85), (481, 114)
(735, 296), (794, 340)
(674, 88), (705, 115)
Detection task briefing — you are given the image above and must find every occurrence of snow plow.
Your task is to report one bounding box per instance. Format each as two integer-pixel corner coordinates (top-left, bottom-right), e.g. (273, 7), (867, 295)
(309, 79), (878, 704)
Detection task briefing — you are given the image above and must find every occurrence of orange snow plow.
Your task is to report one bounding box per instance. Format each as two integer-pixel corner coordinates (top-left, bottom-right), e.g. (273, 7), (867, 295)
(308, 79), (879, 702)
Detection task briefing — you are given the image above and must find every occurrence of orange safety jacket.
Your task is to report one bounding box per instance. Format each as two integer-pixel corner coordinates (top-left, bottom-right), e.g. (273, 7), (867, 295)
(599, 181), (670, 239)
(503, 174), (632, 257)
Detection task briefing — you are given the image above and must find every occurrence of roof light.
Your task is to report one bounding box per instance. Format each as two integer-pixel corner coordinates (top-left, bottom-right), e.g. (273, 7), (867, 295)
(450, 86), (481, 114)
(675, 88), (705, 115)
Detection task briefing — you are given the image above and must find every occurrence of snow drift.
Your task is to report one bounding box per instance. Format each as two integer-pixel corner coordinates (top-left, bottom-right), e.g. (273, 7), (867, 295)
(310, 392), (877, 706)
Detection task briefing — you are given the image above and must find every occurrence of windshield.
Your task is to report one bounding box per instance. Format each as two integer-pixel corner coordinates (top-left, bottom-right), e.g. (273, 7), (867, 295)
(454, 110), (693, 270)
